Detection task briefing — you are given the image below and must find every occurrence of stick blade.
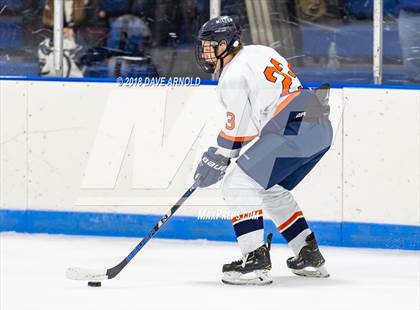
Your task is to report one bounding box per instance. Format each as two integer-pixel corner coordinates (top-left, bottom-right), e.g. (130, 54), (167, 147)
(66, 267), (108, 281)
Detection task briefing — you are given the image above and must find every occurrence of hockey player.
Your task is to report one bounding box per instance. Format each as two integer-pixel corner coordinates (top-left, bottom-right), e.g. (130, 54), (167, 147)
(193, 16), (333, 285)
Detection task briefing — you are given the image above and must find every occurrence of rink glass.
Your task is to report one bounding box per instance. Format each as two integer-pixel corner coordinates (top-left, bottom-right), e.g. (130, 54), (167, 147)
(0, 0), (416, 85)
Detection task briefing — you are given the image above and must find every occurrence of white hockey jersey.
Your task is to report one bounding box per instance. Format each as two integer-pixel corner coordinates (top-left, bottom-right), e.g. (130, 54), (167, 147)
(216, 45), (302, 158)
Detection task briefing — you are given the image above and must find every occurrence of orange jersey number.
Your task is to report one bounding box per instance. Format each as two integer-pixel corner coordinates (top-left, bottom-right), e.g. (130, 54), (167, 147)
(264, 59), (297, 94)
(225, 112), (235, 130)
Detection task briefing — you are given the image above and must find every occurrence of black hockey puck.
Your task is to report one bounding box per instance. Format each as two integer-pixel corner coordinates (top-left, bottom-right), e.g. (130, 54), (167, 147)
(88, 281), (101, 287)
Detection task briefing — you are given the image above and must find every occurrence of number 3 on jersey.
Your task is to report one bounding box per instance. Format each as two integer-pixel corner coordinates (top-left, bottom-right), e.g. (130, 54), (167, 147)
(225, 112), (235, 130)
(264, 58), (297, 93)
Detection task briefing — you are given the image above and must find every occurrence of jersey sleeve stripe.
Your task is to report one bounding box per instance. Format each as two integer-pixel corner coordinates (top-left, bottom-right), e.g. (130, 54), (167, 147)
(219, 131), (258, 142)
(272, 91), (301, 117)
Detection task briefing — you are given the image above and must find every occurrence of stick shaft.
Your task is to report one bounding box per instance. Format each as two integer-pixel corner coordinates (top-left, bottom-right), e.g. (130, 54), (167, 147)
(106, 183), (198, 279)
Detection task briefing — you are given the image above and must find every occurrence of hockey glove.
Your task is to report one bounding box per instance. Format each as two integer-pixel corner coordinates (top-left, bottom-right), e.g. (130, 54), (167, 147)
(194, 147), (231, 188)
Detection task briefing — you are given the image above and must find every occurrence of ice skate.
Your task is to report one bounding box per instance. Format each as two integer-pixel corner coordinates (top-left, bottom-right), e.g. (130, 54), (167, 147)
(222, 234), (273, 285)
(287, 233), (330, 278)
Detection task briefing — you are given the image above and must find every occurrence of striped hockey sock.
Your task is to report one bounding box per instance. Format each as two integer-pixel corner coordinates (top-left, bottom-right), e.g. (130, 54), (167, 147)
(277, 210), (312, 256)
(231, 209), (265, 255)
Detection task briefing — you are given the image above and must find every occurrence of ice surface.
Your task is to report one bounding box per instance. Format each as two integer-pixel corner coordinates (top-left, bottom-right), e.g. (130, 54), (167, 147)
(1, 233), (419, 310)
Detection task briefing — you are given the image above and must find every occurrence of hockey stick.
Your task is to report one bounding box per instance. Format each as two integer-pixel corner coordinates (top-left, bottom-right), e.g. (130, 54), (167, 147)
(66, 183), (199, 281)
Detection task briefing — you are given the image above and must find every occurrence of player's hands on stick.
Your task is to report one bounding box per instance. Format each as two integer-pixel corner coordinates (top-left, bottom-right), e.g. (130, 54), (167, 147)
(194, 147), (231, 188)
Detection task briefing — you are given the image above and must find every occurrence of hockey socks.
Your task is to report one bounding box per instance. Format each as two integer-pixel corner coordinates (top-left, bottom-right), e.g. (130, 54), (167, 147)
(232, 209), (265, 255)
(277, 210), (312, 256)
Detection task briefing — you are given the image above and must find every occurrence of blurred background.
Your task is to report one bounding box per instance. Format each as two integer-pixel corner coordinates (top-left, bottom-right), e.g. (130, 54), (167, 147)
(0, 0), (419, 85)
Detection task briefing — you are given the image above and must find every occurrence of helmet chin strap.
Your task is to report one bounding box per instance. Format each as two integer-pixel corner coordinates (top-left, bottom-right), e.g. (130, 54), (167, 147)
(213, 40), (238, 73)
(219, 57), (225, 72)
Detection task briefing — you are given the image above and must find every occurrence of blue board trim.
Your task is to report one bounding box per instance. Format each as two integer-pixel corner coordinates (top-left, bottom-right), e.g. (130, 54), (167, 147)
(0, 76), (418, 90)
(0, 209), (418, 250)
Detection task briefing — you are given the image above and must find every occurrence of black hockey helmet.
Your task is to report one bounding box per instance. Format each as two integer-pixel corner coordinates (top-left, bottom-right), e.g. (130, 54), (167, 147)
(195, 16), (241, 73)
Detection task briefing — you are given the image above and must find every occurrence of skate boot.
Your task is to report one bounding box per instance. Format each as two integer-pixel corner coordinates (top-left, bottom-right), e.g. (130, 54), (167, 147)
(222, 234), (273, 285)
(287, 232), (329, 278)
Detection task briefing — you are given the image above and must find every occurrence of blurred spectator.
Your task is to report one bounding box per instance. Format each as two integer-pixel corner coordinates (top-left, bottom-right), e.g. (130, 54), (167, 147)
(42, 0), (88, 39)
(107, 13), (151, 56)
(41, 0), (89, 77)
(178, 0), (200, 44)
(107, 13), (156, 77)
(398, 0), (420, 82)
(131, 0), (155, 20)
(149, 0), (207, 46)
(99, 0), (131, 18)
(152, 0), (178, 45)
(80, 0), (109, 47)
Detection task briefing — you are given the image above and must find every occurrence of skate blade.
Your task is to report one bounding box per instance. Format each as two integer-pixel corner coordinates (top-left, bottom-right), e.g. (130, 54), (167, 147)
(291, 264), (330, 278)
(222, 270), (273, 285)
